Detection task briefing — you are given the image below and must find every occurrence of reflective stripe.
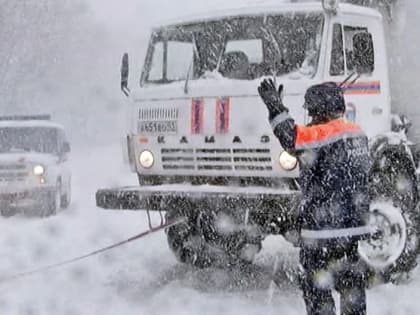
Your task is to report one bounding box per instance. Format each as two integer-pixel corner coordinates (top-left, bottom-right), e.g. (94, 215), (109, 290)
(270, 112), (292, 130)
(296, 118), (364, 150)
(301, 226), (373, 240)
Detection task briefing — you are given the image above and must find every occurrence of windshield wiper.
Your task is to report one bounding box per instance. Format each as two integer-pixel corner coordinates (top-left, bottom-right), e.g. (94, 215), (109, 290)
(339, 72), (361, 90)
(184, 60), (194, 94)
(214, 35), (227, 76)
(261, 24), (283, 82)
(184, 33), (200, 94)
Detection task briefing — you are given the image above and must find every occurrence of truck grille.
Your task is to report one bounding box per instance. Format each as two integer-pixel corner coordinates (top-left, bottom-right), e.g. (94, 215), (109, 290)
(0, 164), (28, 182)
(0, 164), (26, 171)
(139, 108), (179, 121)
(161, 148), (273, 172)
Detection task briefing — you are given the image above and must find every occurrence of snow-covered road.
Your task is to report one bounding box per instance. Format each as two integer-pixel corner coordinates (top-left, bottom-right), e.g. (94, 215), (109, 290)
(0, 145), (418, 315)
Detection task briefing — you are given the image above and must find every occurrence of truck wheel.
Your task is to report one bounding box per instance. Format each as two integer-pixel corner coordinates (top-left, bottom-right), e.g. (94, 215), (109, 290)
(197, 210), (263, 267)
(166, 207), (262, 268)
(359, 156), (420, 284)
(165, 208), (214, 268)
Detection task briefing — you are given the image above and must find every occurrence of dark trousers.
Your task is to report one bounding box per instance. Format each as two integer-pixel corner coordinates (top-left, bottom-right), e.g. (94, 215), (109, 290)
(299, 241), (367, 315)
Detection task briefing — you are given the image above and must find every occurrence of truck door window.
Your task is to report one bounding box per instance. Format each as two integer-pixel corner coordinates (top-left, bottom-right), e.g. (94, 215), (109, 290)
(221, 39), (263, 79)
(167, 41), (194, 81)
(225, 39), (263, 63)
(343, 26), (369, 72)
(330, 23), (345, 76)
(148, 42), (164, 81)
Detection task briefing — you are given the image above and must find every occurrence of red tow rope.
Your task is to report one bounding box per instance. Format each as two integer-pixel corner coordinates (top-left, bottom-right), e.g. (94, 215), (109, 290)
(0, 218), (185, 284)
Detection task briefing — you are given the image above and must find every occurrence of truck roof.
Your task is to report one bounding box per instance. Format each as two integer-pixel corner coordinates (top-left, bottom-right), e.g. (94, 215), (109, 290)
(156, 1), (382, 29)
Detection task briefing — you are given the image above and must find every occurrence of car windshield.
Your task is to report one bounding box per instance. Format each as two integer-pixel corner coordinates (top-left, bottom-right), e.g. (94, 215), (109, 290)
(0, 127), (59, 154)
(142, 12), (324, 84)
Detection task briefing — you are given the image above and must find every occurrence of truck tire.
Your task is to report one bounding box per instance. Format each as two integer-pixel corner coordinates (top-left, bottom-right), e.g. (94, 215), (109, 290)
(166, 205), (262, 268)
(359, 154), (420, 284)
(197, 210), (263, 266)
(165, 208), (214, 268)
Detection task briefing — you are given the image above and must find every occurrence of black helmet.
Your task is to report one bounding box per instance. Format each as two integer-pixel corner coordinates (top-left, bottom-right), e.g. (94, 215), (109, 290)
(303, 82), (345, 120)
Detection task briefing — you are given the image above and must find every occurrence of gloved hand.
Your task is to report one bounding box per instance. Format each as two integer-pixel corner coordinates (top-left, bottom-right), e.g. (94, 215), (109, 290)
(258, 79), (288, 119)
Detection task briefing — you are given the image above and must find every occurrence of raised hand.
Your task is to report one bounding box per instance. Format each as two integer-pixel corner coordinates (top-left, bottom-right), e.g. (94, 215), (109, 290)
(258, 79), (288, 118)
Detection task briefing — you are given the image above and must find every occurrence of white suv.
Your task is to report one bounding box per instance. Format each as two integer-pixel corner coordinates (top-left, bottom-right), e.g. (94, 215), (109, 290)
(0, 115), (71, 217)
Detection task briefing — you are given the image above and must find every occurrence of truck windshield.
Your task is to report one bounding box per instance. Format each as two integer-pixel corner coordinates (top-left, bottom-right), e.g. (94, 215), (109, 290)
(143, 12), (324, 84)
(0, 127), (59, 154)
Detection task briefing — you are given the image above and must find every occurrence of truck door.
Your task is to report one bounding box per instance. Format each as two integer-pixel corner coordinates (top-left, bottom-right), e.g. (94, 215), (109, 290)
(325, 15), (390, 138)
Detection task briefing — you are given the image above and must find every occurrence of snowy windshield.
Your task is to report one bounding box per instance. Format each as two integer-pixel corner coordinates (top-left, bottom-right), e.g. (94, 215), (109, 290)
(0, 127), (59, 154)
(142, 12), (324, 84)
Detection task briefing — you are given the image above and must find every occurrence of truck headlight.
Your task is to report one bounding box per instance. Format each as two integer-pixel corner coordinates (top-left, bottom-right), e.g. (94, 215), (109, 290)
(33, 165), (45, 176)
(139, 150), (154, 169)
(279, 151), (298, 171)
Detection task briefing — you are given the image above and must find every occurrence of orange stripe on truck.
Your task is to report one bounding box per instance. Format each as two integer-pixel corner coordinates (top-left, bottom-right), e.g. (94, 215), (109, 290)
(216, 97), (230, 134)
(191, 98), (204, 134)
(341, 81), (381, 95)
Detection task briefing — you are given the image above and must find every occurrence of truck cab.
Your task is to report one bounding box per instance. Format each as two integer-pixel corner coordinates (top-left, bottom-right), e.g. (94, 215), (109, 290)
(0, 115), (72, 217)
(97, 0), (419, 283)
(122, 1), (390, 183)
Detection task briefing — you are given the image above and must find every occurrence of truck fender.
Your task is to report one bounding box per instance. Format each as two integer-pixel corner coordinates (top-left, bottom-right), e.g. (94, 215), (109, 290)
(123, 134), (136, 172)
(369, 133), (418, 202)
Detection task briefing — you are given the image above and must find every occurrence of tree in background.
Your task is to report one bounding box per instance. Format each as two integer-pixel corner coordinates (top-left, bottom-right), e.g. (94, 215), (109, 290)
(0, 0), (125, 146)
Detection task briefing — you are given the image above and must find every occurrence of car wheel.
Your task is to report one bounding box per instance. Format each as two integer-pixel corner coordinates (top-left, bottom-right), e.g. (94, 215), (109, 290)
(0, 207), (17, 218)
(61, 182), (71, 209)
(41, 185), (61, 217)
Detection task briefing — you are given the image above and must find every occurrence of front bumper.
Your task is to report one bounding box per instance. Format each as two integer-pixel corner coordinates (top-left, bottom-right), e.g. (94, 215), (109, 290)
(0, 186), (55, 209)
(96, 185), (302, 230)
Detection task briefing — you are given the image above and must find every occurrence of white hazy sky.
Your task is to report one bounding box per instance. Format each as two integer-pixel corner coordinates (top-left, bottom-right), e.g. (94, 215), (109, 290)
(85, 0), (269, 29)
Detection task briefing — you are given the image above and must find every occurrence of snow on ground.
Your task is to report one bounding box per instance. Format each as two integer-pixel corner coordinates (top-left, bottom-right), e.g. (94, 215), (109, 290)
(0, 144), (418, 315)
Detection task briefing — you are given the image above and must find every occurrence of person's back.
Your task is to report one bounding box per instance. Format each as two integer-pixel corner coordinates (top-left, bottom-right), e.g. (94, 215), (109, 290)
(296, 117), (371, 233)
(258, 80), (370, 315)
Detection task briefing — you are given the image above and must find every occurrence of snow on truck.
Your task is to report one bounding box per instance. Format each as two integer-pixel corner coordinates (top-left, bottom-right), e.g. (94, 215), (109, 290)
(96, 0), (420, 282)
(0, 115), (72, 217)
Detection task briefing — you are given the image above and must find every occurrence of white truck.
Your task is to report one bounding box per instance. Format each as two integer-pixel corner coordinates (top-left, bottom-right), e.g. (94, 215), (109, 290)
(96, 0), (420, 283)
(0, 115), (72, 217)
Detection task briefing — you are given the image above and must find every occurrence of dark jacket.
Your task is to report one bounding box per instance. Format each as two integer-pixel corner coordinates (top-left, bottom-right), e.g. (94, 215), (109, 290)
(271, 113), (371, 241)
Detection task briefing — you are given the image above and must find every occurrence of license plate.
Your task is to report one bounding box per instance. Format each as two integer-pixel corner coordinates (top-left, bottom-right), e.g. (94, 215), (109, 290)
(138, 121), (178, 134)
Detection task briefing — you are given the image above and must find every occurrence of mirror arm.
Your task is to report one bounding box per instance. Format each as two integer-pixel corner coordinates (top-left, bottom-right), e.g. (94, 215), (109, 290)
(121, 83), (130, 97)
(121, 53), (130, 97)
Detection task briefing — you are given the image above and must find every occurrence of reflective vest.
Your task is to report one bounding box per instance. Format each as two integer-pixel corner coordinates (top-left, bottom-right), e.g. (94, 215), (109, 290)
(271, 114), (371, 240)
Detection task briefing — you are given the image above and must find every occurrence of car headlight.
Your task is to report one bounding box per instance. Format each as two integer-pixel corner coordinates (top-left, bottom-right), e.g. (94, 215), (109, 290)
(279, 151), (298, 171)
(139, 150), (154, 169)
(33, 165), (45, 176)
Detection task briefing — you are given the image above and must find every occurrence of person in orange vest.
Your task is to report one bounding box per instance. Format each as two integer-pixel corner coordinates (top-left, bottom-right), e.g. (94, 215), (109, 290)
(258, 79), (371, 315)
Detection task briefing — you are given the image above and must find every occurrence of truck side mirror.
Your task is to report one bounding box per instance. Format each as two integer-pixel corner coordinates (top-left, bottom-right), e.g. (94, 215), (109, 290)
(391, 114), (412, 134)
(63, 142), (71, 154)
(121, 53), (130, 97)
(352, 32), (375, 74)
